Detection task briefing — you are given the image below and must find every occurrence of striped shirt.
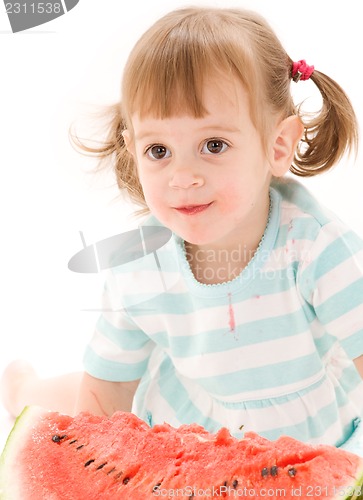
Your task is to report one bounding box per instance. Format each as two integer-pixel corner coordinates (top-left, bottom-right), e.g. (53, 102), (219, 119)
(83, 178), (363, 446)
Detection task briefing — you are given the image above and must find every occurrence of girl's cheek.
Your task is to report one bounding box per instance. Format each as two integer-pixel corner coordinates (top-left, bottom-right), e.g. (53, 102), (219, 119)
(142, 186), (162, 211)
(219, 189), (252, 214)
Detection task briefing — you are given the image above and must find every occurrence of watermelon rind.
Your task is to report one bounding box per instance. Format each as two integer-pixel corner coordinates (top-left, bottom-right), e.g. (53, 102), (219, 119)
(342, 471), (363, 500)
(0, 406), (46, 498)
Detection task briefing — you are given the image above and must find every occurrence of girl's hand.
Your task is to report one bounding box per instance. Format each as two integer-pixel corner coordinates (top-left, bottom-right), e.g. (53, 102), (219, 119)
(75, 372), (140, 416)
(353, 355), (363, 379)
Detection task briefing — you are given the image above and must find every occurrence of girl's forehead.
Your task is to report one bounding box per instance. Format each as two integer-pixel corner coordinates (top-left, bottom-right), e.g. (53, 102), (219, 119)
(129, 78), (252, 138)
(203, 76), (248, 107)
(129, 75), (250, 124)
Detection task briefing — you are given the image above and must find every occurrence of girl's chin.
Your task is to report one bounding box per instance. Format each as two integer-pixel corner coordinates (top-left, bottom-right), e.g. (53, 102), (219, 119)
(180, 232), (219, 248)
(153, 215), (222, 247)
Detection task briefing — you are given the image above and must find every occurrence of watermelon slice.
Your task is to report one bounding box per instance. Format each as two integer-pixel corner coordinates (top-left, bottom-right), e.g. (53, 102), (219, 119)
(1, 406), (363, 499)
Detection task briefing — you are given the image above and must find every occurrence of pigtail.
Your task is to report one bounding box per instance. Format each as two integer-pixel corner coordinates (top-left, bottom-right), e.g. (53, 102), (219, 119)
(69, 103), (146, 208)
(291, 70), (359, 176)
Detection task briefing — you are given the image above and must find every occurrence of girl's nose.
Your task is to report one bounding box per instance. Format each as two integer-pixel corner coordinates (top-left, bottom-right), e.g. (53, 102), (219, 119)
(168, 165), (204, 189)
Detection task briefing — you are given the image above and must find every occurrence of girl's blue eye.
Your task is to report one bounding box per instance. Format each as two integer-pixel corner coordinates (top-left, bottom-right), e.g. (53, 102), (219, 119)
(202, 139), (229, 155)
(146, 145), (171, 160)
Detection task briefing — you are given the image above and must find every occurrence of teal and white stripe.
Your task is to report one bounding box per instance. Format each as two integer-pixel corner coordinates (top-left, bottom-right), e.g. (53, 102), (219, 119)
(83, 178), (363, 446)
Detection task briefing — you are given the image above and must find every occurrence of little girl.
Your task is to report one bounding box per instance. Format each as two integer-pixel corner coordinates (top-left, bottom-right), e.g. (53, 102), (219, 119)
(2, 6), (363, 451)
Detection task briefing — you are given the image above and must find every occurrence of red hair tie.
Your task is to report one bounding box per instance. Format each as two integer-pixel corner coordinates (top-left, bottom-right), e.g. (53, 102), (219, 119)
(291, 60), (315, 82)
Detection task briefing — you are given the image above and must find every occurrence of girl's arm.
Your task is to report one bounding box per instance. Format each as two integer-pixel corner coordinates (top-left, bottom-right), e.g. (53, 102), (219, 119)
(1, 363), (139, 418)
(75, 372), (140, 416)
(354, 355), (363, 379)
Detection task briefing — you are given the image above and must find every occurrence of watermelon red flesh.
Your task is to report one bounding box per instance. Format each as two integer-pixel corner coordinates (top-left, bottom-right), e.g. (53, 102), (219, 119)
(1, 407), (363, 499)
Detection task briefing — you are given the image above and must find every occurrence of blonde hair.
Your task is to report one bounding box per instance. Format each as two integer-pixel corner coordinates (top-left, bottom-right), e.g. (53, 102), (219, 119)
(73, 7), (358, 209)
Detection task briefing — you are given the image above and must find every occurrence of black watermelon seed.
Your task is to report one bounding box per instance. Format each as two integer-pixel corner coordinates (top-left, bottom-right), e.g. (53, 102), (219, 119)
(232, 480), (238, 489)
(69, 439), (77, 445)
(288, 467), (297, 477)
(96, 463), (108, 470)
(84, 459), (95, 467)
(153, 483), (162, 492)
(76, 445), (84, 450)
(52, 434), (67, 443)
(261, 467), (269, 478)
(123, 477), (130, 485)
(270, 466), (278, 477)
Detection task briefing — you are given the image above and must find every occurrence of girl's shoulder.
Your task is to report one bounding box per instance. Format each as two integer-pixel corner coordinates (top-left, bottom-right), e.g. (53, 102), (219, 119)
(271, 177), (334, 228)
(271, 177), (363, 259)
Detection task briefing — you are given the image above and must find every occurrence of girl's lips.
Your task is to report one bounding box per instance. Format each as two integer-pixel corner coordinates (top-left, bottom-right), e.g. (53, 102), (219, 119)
(174, 203), (212, 215)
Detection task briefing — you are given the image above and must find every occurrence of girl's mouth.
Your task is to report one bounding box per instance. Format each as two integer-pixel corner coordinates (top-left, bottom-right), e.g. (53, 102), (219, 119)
(174, 203), (212, 215)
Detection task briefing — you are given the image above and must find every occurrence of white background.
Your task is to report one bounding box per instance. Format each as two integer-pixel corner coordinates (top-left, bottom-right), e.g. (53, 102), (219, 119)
(0, 0), (362, 448)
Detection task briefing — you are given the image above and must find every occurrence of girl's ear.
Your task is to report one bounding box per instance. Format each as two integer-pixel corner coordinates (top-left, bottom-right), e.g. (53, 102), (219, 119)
(269, 115), (304, 177)
(122, 130), (135, 156)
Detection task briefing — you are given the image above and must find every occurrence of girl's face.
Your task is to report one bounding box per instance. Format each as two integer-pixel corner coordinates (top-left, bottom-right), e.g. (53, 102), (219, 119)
(125, 77), (279, 254)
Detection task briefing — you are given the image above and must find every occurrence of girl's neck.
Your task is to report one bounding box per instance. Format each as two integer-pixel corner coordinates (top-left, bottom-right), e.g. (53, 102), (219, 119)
(184, 194), (271, 285)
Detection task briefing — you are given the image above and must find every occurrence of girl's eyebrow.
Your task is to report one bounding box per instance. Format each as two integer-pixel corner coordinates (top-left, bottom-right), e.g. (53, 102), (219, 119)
(135, 125), (241, 141)
(135, 131), (160, 141)
(198, 125), (241, 134)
